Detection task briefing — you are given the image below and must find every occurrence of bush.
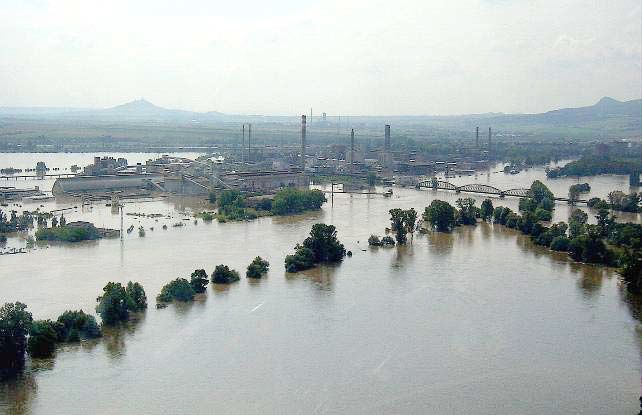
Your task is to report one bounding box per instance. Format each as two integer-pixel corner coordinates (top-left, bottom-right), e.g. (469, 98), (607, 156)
(96, 281), (147, 324)
(381, 236), (396, 246)
(480, 199), (494, 221)
(56, 310), (101, 341)
(27, 320), (59, 358)
(35, 225), (100, 242)
(126, 282), (147, 311)
(199, 212), (215, 222)
(368, 235), (382, 246)
(190, 269), (209, 293)
(211, 265), (240, 284)
(534, 208), (552, 222)
(285, 245), (315, 272)
(246, 257), (270, 278)
(256, 198), (273, 211)
(423, 200), (456, 232)
(157, 278), (195, 303)
(271, 189), (326, 215)
(0, 302), (33, 371)
(550, 236), (571, 252)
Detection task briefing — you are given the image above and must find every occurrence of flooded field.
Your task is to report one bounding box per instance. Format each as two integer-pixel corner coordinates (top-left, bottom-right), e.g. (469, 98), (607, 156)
(1, 155), (640, 414)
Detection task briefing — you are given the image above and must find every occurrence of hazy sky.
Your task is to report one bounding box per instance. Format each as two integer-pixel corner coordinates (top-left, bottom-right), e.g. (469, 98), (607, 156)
(1, 0), (640, 115)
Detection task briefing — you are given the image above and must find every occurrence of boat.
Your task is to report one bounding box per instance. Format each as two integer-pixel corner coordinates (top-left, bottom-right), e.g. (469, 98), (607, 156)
(383, 189), (393, 197)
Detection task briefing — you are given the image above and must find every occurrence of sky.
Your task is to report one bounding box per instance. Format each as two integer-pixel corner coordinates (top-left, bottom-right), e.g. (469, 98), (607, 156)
(0, 0), (640, 115)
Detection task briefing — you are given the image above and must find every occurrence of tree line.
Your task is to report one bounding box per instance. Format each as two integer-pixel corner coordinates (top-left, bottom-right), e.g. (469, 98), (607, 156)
(203, 188), (327, 222)
(1, 222), (348, 376)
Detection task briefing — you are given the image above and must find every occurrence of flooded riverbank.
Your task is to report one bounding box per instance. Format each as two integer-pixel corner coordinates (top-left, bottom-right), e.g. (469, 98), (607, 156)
(1, 156), (641, 414)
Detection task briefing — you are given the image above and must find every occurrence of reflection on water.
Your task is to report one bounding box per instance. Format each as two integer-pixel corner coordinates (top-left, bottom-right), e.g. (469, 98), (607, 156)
(101, 313), (146, 361)
(0, 369), (37, 415)
(285, 265), (339, 291)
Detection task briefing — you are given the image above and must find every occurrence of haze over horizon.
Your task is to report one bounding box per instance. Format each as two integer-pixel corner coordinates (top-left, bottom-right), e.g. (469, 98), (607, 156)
(1, 0), (640, 116)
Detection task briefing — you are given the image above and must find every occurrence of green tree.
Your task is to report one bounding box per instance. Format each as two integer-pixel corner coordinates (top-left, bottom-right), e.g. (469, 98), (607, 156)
(456, 198), (478, 225)
(189, 269), (209, 293)
(568, 209), (588, 238)
(246, 257), (270, 278)
(550, 236), (571, 252)
(529, 180), (554, 205)
(0, 302), (33, 372)
(211, 265), (240, 284)
(96, 282), (146, 325)
(596, 209), (615, 237)
(157, 278), (195, 302)
(271, 189), (326, 215)
(125, 282), (147, 311)
(285, 224), (346, 272)
(28, 320), (59, 358)
(389, 209), (407, 244)
(302, 223), (346, 262)
(56, 310), (101, 341)
(368, 235), (382, 246)
(480, 199), (494, 221)
(423, 200), (456, 232)
(284, 245), (315, 272)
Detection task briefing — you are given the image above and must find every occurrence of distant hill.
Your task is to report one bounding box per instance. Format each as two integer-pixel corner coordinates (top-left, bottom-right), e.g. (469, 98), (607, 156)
(486, 97), (641, 127)
(0, 97), (639, 137)
(0, 99), (227, 122)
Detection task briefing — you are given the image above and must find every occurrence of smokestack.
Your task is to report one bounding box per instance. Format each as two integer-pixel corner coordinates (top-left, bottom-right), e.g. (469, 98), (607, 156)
(301, 115), (307, 171)
(248, 124), (252, 162)
(242, 124), (245, 163)
(475, 126), (479, 148)
(488, 127), (492, 156)
(384, 124), (391, 151)
(350, 129), (355, 173)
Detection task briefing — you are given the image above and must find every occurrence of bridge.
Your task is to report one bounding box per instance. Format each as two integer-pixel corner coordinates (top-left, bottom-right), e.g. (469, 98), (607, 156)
(416, 180), (585, 203)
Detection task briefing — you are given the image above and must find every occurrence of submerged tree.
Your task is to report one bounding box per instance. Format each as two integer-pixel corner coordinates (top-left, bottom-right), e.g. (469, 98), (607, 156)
(285, 223), (346, 272)
(423, 200), (456, 232)
(157, 278), (195, 303)
(389, 208), (417, 244)
(96, 281), (147, 324)
(0, 302), (33, 373)
(246, 257), (270, 279)
(189, 269), (209, 293)
(456, 198), (478, 225)
(211, 265), (241, 284)
(480, 199), (494, 221)
(27, 320), (59, 358)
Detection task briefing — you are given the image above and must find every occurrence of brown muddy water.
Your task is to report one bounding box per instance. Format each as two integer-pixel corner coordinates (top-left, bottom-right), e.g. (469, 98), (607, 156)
(0, 156), (641, 414)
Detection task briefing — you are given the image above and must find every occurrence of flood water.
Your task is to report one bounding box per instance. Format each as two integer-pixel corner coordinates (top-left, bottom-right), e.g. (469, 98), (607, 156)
(1, 155), (641, 414)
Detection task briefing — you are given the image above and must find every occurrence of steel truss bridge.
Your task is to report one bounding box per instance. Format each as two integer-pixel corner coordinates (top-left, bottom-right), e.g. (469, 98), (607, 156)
(416, 180), (584, 203)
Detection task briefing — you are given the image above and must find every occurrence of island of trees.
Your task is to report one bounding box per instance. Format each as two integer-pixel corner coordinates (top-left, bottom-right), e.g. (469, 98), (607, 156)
(205, 188), (327, 222)
(416, 180), (642, 295)
(285, 223), (346, 272)
(585, 191), (641, 213)
(546, 154), (641, 178)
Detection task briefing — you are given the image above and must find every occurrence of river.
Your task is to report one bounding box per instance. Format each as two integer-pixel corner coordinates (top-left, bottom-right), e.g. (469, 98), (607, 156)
(0, 155), (640, 414)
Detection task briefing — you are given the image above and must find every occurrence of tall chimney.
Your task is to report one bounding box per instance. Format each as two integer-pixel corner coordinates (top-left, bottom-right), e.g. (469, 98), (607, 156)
(350, 128), (355, 173)
(475, 126), (479, 148)
(248, 123), (252, 162)
(301, 115), (307, 171)
(241, 124), (245, 163)
(384, 124), (391, 151)
(488, 127), (492, 157)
